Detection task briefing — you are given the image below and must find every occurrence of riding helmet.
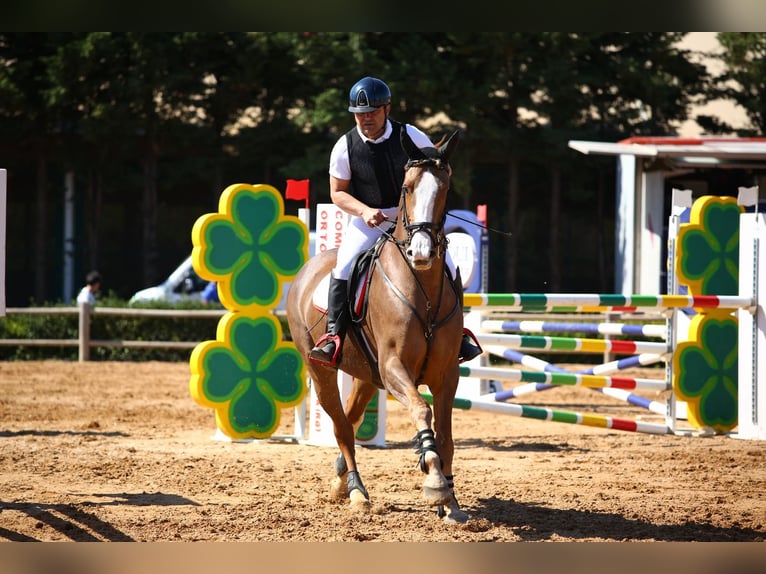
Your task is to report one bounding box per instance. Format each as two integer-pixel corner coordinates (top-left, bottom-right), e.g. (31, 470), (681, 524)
(348, 77), (391, 113)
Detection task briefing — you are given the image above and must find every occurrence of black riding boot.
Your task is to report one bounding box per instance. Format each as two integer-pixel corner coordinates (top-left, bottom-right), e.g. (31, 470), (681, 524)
(459, 329), (483, 363)
(452, 270), (483, 363)
(309, 276), (350, 367)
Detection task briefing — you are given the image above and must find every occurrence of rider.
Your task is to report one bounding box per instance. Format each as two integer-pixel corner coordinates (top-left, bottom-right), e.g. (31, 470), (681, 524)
(308, 76), (482, 368)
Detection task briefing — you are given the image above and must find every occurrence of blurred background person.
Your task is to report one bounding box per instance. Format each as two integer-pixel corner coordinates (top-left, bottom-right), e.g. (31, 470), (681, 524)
(76, 270), (102, 306)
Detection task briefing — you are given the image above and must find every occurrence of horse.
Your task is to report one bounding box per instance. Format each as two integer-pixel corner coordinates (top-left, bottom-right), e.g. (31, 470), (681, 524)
(286, 128), (468, 524)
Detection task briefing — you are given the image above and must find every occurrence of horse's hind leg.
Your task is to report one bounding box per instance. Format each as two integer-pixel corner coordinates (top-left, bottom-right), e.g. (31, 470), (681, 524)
(312, 368), (371, 512)
(330, 377), (378, 505)
(345, 377), (380, 440)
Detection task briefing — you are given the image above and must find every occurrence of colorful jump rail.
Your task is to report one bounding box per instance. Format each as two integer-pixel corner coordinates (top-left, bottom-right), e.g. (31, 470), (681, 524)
(475, 332), (668, 355)
(480, 320), (666, 339)
(420, 392), (670, 435)
(483, 345), (670, 416)
(463, 293), (754, 311)
(458, 192), (766, 439)
(457, 365), (670, 391)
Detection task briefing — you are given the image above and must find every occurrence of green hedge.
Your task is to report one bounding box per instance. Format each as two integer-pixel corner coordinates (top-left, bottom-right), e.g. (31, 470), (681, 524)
(0, 294), (290, 362)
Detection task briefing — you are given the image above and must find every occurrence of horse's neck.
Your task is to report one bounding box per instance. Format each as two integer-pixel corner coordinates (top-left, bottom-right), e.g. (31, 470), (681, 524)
(380, 238), (449, 299)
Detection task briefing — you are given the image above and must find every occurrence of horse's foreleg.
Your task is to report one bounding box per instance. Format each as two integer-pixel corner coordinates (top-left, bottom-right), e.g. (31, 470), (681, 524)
(413, 427), (451, 506)
(436, 475), (468, 524)
(430, 369), (468, 523)
(387, 378), (451, 507)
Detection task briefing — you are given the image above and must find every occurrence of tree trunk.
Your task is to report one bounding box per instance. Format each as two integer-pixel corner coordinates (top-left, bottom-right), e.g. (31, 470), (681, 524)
(34, 152), (47, 303)
(597, 167), (606, 292)
(505, 155), (519, 292)
(211, 131), (224, 206)
(142, 144), (159, 286)
(549, 166), (561, 292)
(85, 170), (102, 272)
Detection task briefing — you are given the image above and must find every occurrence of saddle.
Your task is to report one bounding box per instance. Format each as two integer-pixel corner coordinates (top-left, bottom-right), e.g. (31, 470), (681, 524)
(311, 235), (389, 387)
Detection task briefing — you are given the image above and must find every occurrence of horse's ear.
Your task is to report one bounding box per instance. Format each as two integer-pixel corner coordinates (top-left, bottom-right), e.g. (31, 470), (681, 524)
(440, 130), (461, 163)
(400, 127), (427, 160)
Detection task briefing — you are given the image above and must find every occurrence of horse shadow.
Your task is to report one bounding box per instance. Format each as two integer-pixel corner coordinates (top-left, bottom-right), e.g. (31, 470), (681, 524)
(381, 437), (587, 454)
(0, 492), (198, 542)
(0, 429), (129, 438)
(472, 496), (766, 541)
(455, 437), (589, 453)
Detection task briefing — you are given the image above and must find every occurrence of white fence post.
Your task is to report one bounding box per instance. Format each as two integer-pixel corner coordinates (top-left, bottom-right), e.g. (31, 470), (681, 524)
(0, 169), (6, 317)
(736, 193), (765, 440)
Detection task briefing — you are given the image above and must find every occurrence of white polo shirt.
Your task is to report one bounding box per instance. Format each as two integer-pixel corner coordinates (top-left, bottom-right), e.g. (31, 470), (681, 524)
(329, 120), (434, 180)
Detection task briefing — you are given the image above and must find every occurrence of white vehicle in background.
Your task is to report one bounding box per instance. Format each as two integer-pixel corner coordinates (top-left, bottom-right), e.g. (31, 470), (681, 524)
(129, 232), (316, 309)
(128, 256), (207, 305)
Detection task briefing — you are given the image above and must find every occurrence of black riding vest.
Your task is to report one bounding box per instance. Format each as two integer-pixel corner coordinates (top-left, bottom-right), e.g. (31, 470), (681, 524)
(345, 120), (410, 209)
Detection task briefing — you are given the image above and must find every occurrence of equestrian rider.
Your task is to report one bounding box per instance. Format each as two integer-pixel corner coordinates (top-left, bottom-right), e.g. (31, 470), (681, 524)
(309, 76), (483, 368)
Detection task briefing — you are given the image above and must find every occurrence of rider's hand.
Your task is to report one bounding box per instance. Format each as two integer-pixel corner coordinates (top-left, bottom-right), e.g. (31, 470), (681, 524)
(362, 207), (385, 228)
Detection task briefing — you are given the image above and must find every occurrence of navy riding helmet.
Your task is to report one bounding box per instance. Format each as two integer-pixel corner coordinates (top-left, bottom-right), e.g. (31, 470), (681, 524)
(348, 77), (391, 113)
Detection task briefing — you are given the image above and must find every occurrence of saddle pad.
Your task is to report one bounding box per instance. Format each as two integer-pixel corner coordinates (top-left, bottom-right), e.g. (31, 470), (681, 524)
(311, 273), (331, 312)
(312, 272), (368, 317)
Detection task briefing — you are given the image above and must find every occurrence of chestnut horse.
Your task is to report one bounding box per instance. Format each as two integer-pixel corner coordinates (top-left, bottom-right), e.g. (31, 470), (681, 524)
(286, 129), (468, 524)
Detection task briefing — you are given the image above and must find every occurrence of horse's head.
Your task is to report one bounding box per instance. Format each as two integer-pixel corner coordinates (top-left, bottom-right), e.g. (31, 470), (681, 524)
(398, 128), (460, 270)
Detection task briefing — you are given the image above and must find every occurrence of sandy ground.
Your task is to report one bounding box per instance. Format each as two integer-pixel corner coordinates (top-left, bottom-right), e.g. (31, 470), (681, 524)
(0, 360), (765, 543)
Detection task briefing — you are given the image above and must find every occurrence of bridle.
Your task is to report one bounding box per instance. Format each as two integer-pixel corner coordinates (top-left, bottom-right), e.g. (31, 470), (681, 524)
(394, 157), (450, 260)
(362, 135), (461, 385)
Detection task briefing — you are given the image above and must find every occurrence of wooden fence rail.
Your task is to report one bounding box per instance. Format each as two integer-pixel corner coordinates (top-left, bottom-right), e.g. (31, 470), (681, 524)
(1, 306), (663, 363)
(0, 305), (232, 361)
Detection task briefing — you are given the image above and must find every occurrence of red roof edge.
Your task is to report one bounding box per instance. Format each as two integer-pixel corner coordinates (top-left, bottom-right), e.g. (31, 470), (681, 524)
(618, 136), (766, 145)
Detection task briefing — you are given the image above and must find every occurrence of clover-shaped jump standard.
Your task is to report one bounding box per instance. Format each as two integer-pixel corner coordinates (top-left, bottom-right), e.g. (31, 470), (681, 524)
(189, 183), (308, 439)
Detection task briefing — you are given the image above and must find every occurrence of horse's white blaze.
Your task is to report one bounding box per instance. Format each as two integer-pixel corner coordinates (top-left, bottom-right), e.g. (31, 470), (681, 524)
(409, 171), (439, 262)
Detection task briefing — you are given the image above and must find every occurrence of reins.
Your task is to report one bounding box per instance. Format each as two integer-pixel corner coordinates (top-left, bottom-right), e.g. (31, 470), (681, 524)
(365, 156), (460, 384)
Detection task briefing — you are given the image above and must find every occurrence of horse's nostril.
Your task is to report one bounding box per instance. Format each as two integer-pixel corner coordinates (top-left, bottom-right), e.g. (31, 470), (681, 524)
(406, 249), (413, 257)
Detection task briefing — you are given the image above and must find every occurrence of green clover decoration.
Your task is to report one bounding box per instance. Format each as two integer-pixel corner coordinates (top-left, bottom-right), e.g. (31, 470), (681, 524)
(676, 196), (742, 297)
(189, 183), (308, 439)
(190, 313), (305, 440)
(674, 196), (741, 433)
(672, 315), (738, 433)
(191, 183), (307, 311)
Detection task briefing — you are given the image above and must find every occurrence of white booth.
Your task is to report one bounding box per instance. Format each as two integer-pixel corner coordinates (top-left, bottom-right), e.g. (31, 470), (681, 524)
(568, 137), (766, 295)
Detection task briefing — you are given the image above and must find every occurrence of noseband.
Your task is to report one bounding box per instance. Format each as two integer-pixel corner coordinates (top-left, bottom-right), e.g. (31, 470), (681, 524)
(397, 158), (450, 259)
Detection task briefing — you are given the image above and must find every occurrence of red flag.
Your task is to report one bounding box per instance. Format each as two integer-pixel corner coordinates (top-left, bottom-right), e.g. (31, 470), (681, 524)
(476, 204), (487, 226)
(285, 179), (310, 209)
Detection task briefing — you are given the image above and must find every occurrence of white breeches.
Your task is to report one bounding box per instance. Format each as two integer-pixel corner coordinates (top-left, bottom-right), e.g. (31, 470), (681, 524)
(332, 207), (456, 280)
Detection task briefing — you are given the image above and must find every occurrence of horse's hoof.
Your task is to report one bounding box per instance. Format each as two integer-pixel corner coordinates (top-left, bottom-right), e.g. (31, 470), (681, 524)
(349, 489), (371, 513)
(330, 476), (348, 501)
(442, 506), (469, 524)
(422, 485), (452, 506)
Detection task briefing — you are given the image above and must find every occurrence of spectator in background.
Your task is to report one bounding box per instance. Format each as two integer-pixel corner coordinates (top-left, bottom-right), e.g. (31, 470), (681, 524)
(77, 270), (101, 307)
(201, 281), (220, 305)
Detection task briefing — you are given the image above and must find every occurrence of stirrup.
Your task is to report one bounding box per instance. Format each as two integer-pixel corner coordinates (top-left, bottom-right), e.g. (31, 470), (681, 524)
(458, 328), (482, 363)
(309, 333), (342, 367)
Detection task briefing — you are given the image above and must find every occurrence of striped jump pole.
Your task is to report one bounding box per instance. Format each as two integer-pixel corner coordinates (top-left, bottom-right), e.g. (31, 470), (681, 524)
(420, 392), (670, 435)
(464, 293), (754, 312)
(482, 345), (559, 398)
(476, 332), (669, 355)
(458, 364), (669, 391)
(481, 319), (666, 339)
(485, 346), (671, 416)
